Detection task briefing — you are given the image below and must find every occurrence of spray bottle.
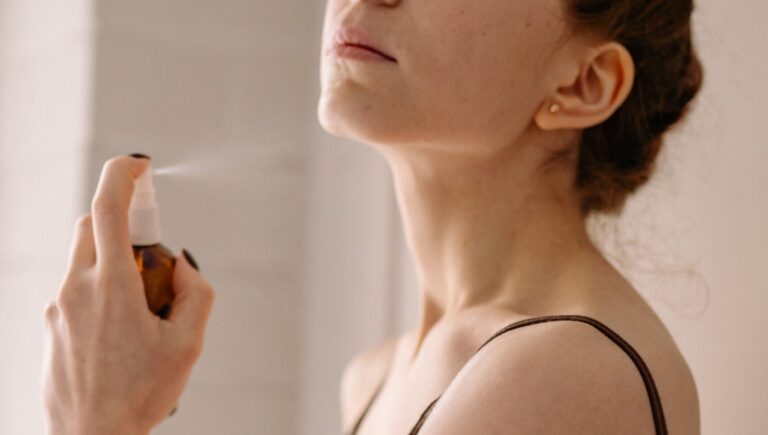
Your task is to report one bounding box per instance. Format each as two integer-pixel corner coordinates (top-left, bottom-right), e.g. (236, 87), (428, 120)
(128, 163), (176, 319)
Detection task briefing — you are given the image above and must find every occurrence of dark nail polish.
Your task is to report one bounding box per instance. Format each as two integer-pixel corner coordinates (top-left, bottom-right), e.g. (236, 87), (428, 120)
(157, 303), (171, 319)
(182, 248), (199, 271)
(129, 153), (151, 160)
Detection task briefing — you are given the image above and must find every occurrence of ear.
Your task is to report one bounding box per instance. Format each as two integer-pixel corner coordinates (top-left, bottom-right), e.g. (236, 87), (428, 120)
(534, 41), (635, 131)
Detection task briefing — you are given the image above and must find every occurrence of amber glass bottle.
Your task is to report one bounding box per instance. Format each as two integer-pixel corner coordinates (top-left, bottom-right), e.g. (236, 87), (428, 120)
(128, 164), (176, 319)
(133, 244), (176, 318)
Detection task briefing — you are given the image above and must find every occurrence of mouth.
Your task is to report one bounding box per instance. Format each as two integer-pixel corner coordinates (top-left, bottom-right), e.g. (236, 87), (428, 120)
(333, 43), (398, 62)
(330, 26), (397, 63)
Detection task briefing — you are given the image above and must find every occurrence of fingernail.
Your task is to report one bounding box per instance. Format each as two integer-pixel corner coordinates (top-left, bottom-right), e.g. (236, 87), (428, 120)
(157, 304), (171, 319)
(169, 405), (178, 417)
(182, 248), (199, 271)
(129, 153), (151, 160)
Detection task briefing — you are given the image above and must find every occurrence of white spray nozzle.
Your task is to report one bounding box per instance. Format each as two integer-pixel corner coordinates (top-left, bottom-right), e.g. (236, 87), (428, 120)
(129, 165), (162, 246)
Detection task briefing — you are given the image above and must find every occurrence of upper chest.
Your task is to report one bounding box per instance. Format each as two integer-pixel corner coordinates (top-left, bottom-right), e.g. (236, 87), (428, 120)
(355, 308), (562, 434)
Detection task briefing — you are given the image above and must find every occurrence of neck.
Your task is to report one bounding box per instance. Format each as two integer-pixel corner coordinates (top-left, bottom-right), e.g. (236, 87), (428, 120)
(379, 136), (602, 359)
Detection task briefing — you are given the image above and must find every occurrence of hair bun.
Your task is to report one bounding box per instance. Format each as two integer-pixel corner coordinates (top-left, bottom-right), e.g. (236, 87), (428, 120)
(568, 0), (704, 214)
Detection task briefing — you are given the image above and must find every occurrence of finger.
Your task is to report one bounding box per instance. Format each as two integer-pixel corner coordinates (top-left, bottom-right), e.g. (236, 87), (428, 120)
(90, 156), (150, 265)
(167, 251), (215, 337)
(65, 214), (96, 273)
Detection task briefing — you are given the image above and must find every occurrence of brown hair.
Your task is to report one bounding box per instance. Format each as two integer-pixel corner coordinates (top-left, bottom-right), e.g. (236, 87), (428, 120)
(564, 0), (704, 215)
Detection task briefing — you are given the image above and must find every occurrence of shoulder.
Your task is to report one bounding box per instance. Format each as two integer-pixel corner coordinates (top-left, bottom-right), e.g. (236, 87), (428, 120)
(339, 335), (399, 431)
(417, 318), (659, 435)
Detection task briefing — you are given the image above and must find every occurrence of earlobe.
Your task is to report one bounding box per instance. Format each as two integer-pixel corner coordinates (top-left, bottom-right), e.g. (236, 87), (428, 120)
(534, 100), (565, 131)
(535, 95), (582, 130)
(534, 42), (635, 132)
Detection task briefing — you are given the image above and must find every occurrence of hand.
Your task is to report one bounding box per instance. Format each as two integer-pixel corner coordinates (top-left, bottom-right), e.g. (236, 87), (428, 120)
(42, 156), (215, 435)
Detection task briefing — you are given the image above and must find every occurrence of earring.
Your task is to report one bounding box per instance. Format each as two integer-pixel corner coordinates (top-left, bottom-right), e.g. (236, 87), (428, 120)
(549, 102), (561, 114)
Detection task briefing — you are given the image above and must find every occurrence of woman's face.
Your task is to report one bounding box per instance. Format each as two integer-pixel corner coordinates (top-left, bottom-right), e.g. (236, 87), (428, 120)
(318, 0), (573, 153)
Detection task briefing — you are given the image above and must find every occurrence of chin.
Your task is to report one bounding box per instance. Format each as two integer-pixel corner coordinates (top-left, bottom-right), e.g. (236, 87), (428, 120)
(317, 90), (408, 147)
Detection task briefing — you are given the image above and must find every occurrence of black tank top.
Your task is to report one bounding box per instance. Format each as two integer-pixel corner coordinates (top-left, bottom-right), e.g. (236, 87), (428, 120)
(348, 314), (667, 435)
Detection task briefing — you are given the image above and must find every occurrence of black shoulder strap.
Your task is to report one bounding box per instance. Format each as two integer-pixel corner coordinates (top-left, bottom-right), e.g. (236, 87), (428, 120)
(409, 315), (668, 435)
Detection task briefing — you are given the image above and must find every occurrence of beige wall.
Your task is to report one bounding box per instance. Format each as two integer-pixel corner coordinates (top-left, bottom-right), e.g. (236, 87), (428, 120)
(0, 0), (766, 434)
(660, 1), (768, 432)
(0, 0), (92, 433)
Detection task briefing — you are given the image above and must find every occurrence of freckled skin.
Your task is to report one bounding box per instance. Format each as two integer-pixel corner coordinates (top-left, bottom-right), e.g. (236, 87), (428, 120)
(318, 0), (569, 154)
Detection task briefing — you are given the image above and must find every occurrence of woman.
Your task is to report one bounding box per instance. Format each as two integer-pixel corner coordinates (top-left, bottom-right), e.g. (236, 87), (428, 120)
(42, 0), (703, 434)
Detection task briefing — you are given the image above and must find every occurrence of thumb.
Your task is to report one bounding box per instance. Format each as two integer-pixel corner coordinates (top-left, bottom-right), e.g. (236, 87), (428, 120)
(168, 249), (215, 336)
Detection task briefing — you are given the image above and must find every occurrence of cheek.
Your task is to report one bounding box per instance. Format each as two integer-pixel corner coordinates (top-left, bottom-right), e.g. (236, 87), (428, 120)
(406, 1), (551, 133)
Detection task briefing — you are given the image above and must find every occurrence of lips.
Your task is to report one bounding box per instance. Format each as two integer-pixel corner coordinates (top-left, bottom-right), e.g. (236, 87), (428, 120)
(331, 26), (397, 62)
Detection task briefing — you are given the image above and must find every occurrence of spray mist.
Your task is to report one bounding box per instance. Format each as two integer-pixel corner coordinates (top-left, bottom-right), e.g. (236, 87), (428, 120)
(128, 164), (176, 319)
